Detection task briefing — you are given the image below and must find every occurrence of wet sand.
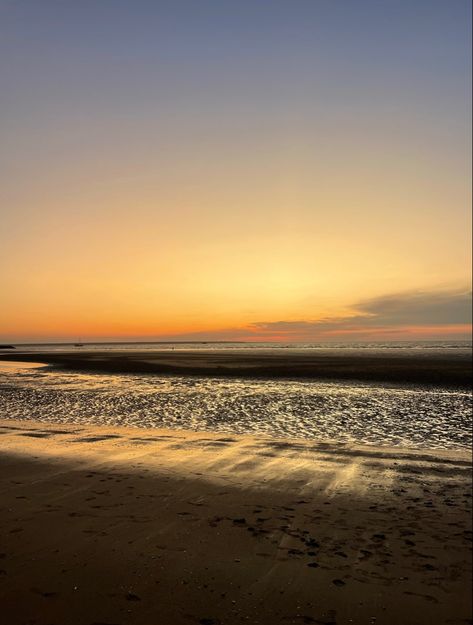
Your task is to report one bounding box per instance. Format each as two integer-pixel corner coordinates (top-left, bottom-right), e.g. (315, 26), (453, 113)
(0, 418), (471, 625)
(1, 348), (472, 387)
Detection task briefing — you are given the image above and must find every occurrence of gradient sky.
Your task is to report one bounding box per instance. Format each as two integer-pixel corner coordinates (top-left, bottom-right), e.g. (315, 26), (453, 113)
(0, 0), (471, 342)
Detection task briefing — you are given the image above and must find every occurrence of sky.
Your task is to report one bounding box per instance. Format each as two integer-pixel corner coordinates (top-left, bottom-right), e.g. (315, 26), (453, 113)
(0, 0), (471, 342)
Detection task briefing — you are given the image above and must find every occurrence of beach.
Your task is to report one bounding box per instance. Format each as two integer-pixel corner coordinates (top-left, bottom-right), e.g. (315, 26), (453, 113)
(0, 348), (471, 387)
(2, 0), (471, 622)
(1, 418), (471, 625)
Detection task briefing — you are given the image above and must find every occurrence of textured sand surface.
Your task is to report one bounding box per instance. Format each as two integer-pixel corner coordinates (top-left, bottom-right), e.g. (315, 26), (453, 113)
(0, 419), (471, 625)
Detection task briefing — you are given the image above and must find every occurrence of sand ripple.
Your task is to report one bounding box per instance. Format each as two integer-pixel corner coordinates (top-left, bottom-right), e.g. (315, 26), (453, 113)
(0, 366), (471, 450)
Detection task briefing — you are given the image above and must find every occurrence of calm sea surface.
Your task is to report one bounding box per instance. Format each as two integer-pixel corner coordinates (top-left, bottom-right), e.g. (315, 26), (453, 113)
(5, 340), (473, 352)
(0, 341), (471, 450)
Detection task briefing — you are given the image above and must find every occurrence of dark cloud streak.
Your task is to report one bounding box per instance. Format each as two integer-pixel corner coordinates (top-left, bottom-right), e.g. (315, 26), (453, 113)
(252, 288), (472, 334)
(159, 288), (472, 341)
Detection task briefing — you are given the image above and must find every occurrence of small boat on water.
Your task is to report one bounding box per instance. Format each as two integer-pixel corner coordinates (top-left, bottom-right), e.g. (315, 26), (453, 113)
(74, 338), (84, 347)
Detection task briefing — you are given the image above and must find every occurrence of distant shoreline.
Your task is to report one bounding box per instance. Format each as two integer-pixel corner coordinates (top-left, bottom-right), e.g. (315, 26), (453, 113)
(1, 348), (471, 388)
(4, 339), (472, 347)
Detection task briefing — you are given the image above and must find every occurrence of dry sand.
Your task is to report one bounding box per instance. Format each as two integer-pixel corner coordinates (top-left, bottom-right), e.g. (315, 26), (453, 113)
(0, 418), (471, 625)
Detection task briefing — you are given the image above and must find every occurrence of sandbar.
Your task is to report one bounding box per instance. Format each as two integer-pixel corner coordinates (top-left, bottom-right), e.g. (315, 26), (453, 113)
(1, 348), (471, 387)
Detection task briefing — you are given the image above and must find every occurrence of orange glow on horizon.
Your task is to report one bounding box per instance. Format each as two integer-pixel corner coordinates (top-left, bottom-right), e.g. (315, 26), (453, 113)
(2, 321), (471, 344)
(0, 1), (470, 344)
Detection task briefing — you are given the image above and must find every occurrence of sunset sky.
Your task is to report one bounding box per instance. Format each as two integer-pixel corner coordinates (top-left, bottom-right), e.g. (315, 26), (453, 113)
(0, 0), (471, 342)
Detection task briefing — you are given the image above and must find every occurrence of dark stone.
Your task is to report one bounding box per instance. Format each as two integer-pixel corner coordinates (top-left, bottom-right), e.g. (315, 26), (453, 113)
(126, 592), (141, 601)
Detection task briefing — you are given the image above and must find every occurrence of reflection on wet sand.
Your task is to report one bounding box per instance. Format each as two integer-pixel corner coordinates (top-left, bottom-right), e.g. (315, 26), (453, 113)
(0, 363), (470, 450)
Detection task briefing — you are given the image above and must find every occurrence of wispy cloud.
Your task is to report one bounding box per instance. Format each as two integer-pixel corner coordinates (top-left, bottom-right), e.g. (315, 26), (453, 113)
(251, 288), (472, 334)
(355, 289), (472, 325)
(162, 287), (472, 341)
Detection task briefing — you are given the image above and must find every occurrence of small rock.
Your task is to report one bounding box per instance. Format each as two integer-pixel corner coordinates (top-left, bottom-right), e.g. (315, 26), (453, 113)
(126, 592), (141, 601)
